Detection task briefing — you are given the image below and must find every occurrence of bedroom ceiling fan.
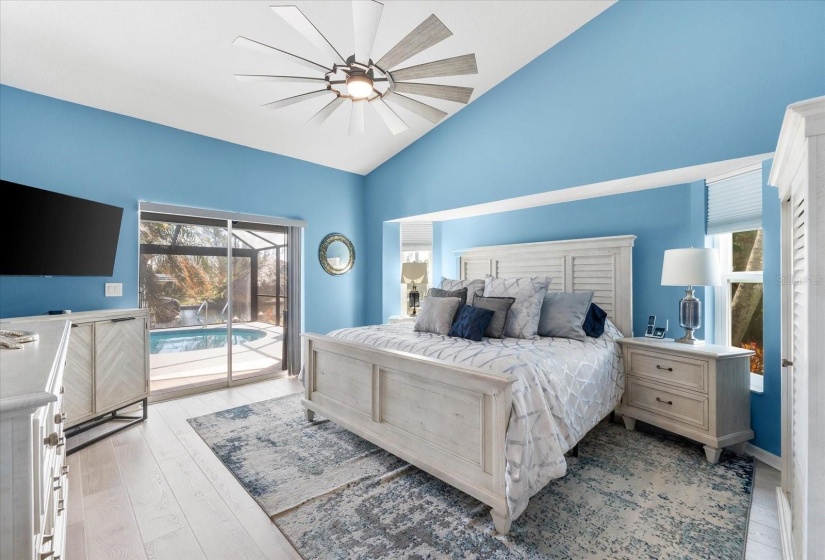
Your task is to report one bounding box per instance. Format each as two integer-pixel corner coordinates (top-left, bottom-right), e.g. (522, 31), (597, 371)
(233, 1), (478, 135)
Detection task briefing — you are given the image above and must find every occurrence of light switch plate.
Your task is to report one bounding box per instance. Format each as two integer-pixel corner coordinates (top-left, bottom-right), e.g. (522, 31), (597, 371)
(105, 283), (123, 297)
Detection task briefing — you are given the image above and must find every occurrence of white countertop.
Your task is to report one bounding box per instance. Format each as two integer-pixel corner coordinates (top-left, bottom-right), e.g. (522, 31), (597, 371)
(618, 336), (755, 359)
(0, 319), (70, 414)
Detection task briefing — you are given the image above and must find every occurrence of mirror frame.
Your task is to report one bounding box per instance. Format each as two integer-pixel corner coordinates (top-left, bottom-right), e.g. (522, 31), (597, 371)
(319, 233), (355, 276)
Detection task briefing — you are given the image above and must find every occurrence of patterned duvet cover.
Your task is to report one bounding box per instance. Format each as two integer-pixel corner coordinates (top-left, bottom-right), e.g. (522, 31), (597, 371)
(322, 320), (625, 522)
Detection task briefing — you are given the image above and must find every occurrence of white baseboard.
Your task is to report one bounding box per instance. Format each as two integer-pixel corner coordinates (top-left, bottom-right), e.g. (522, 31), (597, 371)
(745, 443), (782, 471)
(776, 487), (794, 560)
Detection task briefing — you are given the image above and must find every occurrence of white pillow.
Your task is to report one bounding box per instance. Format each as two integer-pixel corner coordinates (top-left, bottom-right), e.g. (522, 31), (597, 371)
(482, 276), (551, 339)
(439, 277), (486, 306)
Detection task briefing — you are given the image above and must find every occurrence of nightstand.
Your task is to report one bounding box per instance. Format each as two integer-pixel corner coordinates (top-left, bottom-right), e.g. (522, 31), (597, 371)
(617, 337), (754, 463)
(387, 315), (416, 325)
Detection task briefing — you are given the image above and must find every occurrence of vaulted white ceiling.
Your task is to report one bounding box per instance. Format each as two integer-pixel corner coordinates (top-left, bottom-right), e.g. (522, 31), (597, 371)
(0, 1), (613, 175)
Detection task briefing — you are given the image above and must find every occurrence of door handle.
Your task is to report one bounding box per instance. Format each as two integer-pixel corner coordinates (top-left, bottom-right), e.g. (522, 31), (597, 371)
(111, 317), (136, 322)
(781, 359), (793, 368)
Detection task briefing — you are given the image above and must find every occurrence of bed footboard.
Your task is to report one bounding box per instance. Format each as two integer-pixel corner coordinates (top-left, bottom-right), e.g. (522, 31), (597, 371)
(302, 333), (516, 531)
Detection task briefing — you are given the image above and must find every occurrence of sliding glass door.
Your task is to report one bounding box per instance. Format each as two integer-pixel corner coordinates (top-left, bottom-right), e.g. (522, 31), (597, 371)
(138, 205), (301, 398)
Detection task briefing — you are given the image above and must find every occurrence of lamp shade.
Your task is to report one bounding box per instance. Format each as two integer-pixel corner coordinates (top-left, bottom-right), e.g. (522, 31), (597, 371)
(401, 262), (428, 284)
(661, 248), (722, 287)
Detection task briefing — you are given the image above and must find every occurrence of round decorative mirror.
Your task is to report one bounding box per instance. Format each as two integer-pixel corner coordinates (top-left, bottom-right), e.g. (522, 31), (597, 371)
(319, 233), (355, 276)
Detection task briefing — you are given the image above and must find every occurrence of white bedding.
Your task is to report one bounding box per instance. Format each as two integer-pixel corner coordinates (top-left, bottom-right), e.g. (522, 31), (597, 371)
(322, 320), (625, 522)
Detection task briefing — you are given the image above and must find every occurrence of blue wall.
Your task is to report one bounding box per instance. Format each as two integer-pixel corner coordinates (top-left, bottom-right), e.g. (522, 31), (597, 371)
(363, 1), (823, 455)
(364, 0), (825, 325)
(0, 86), (366, 334)
(755, 159), (781, 455)
(438, 183), (709, 340)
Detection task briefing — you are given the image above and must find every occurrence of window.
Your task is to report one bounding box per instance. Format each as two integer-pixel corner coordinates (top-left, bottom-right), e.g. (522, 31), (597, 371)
(713, 229), (764, 381)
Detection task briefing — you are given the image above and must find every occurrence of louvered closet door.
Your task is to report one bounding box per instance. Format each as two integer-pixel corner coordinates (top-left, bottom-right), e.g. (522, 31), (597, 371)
(782, 176), (809, 558)
(94, 316), (147, 412)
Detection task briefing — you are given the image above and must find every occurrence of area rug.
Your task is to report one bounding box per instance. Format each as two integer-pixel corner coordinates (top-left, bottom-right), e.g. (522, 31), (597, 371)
(188, 393), (753, 560)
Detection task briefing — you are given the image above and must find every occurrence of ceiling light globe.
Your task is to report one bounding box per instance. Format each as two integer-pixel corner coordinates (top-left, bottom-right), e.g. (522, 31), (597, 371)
(346, 75), (374, 100)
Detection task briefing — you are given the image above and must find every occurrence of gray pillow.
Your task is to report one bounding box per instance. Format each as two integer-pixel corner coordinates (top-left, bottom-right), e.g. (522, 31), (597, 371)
(427, 287), (468, 308)
(472, 296), (516, 339)
(538, 291), (594, 341)
(414, 296), (462, 336)
(439, 277), (486, 306)
(483, 276), (551, 339)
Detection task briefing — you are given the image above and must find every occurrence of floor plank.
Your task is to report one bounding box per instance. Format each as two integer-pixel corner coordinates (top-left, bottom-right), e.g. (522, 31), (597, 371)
(112, 427), (188, 543)
(79, 438), (122, 497)
(236, 506), (302, 560)
(749, 504), (780, 530)
(745, 539), (783, 560)
(747, 520), (782, 550)
(66, 453), (88, 560)
(139, 408), (188, 463)
(144, 526), (206, 560)
(158, 454), (264, 560)
(83, 484), (147, 560)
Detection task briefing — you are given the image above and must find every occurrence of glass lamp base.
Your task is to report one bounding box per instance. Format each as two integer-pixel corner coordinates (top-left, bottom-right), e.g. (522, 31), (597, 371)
(676, 288), (704, 344)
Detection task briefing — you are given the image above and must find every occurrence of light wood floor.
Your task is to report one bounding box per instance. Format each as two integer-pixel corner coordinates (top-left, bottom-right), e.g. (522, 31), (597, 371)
(66, 377), (782, 560)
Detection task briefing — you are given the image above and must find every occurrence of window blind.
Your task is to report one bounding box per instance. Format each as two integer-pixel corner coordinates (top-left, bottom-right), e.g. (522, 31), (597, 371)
(706, 168), (762, 234)
(401, 222), (433, 252)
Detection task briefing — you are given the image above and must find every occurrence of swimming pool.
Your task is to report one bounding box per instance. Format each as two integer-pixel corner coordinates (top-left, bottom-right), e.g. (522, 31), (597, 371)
(150, 327), (266, 354)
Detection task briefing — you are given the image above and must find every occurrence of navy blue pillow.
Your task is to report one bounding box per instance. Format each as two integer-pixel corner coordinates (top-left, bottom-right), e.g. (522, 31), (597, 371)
(583, 303), (608, 338)
(448, 305), (495, 342)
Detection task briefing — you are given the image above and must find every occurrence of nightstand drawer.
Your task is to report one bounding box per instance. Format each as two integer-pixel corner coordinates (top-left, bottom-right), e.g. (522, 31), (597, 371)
(627, 349), (708, 393)
(626, 378), (708, 430)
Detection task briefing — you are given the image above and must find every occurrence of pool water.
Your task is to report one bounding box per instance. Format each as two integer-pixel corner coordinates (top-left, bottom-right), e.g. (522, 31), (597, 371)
(150, 327), (266, 354)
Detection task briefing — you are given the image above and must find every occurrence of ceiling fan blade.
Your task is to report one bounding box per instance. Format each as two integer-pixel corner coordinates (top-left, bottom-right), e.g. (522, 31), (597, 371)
(235, 74), (326, 84)
(383, 92), (447, 124)
(352, 0), (383, 63)
(376, 14), (452, 71)
(393, 82), (473, 104)
(233, 36), (330, 73)
(390, 54), (477, 82)
(306, 97), (345, 126)
(263, 89), (331, 110)
(371, 99), (408, 135)
(271, 5), (346, 65)
(349, 101), (366, 135)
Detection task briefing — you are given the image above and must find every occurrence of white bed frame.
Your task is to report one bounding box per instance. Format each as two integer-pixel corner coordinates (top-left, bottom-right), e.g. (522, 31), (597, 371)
(302, 235), (635, 534)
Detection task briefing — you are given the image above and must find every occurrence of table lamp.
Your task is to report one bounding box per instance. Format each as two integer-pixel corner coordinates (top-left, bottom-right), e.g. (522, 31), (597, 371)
(661, 248), (721, 345)
(401, 262), (428, 316)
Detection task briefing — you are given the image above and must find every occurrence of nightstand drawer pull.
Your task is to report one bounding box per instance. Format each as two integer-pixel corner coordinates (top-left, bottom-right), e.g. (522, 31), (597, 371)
(656, 397), (673, 405)
(656, 365), (673, 372)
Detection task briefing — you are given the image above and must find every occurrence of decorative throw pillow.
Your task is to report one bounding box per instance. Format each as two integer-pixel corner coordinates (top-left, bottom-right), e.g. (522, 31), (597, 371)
(414, 296), (462, 336)
(538, 291), (594, 341)
(582, 303), (608, 338)
(448, 305), (495, 342)
(483, 276), (551, 339)
(427, 287), (468, 308)
(439, 277), (486, 306)
(472, 296), (516, 339)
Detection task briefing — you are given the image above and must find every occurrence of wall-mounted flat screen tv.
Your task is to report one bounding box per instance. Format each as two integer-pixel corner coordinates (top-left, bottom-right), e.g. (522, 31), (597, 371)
(1, 180), (124, 276)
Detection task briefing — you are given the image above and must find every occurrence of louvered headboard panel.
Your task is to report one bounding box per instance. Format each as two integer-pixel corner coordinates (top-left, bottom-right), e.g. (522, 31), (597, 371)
(457, 235), (636, 337)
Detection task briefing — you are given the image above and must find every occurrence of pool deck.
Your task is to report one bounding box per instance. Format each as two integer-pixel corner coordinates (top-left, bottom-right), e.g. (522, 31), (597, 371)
(149, 321), (285, 394)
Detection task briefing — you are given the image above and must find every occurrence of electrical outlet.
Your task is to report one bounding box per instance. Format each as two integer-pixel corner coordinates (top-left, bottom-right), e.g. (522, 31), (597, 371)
(105, 283), (123, 297)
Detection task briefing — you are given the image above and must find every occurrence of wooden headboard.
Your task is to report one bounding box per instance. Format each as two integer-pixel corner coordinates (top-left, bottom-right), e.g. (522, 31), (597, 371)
(456, 235), (636, 337)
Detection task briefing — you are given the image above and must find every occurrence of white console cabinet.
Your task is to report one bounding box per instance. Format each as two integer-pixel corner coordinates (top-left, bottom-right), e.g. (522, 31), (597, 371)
(6, 309), (150, 451)
(0, 319), (71, 560)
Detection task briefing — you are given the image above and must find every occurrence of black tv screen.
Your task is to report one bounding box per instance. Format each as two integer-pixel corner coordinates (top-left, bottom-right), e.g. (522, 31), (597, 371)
(1, 180), (123, 276)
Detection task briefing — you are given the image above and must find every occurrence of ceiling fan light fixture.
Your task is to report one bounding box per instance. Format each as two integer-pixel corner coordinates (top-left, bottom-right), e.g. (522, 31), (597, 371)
(346, 74), (374, 100)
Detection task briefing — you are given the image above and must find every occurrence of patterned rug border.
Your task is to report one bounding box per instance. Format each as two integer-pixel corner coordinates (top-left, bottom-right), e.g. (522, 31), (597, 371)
(186, 392), (755, 560)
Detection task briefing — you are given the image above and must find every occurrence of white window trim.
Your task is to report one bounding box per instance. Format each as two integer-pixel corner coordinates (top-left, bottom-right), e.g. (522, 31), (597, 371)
(712, 232), (764, 393)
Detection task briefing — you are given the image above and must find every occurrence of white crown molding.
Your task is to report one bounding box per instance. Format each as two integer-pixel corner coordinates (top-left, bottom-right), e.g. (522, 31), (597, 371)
(768, 96), (825, 196)
(394, 153), (773, 223)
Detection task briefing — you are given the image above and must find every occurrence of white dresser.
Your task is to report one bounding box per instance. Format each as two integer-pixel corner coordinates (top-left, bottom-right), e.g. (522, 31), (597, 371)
(617, 337), (754, 463)
(0, 320), (71, 560)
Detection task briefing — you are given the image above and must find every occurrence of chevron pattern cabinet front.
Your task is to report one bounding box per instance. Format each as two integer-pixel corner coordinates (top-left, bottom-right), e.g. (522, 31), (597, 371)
(94, 315), (148, 412)
(64, 321), (95, 426)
